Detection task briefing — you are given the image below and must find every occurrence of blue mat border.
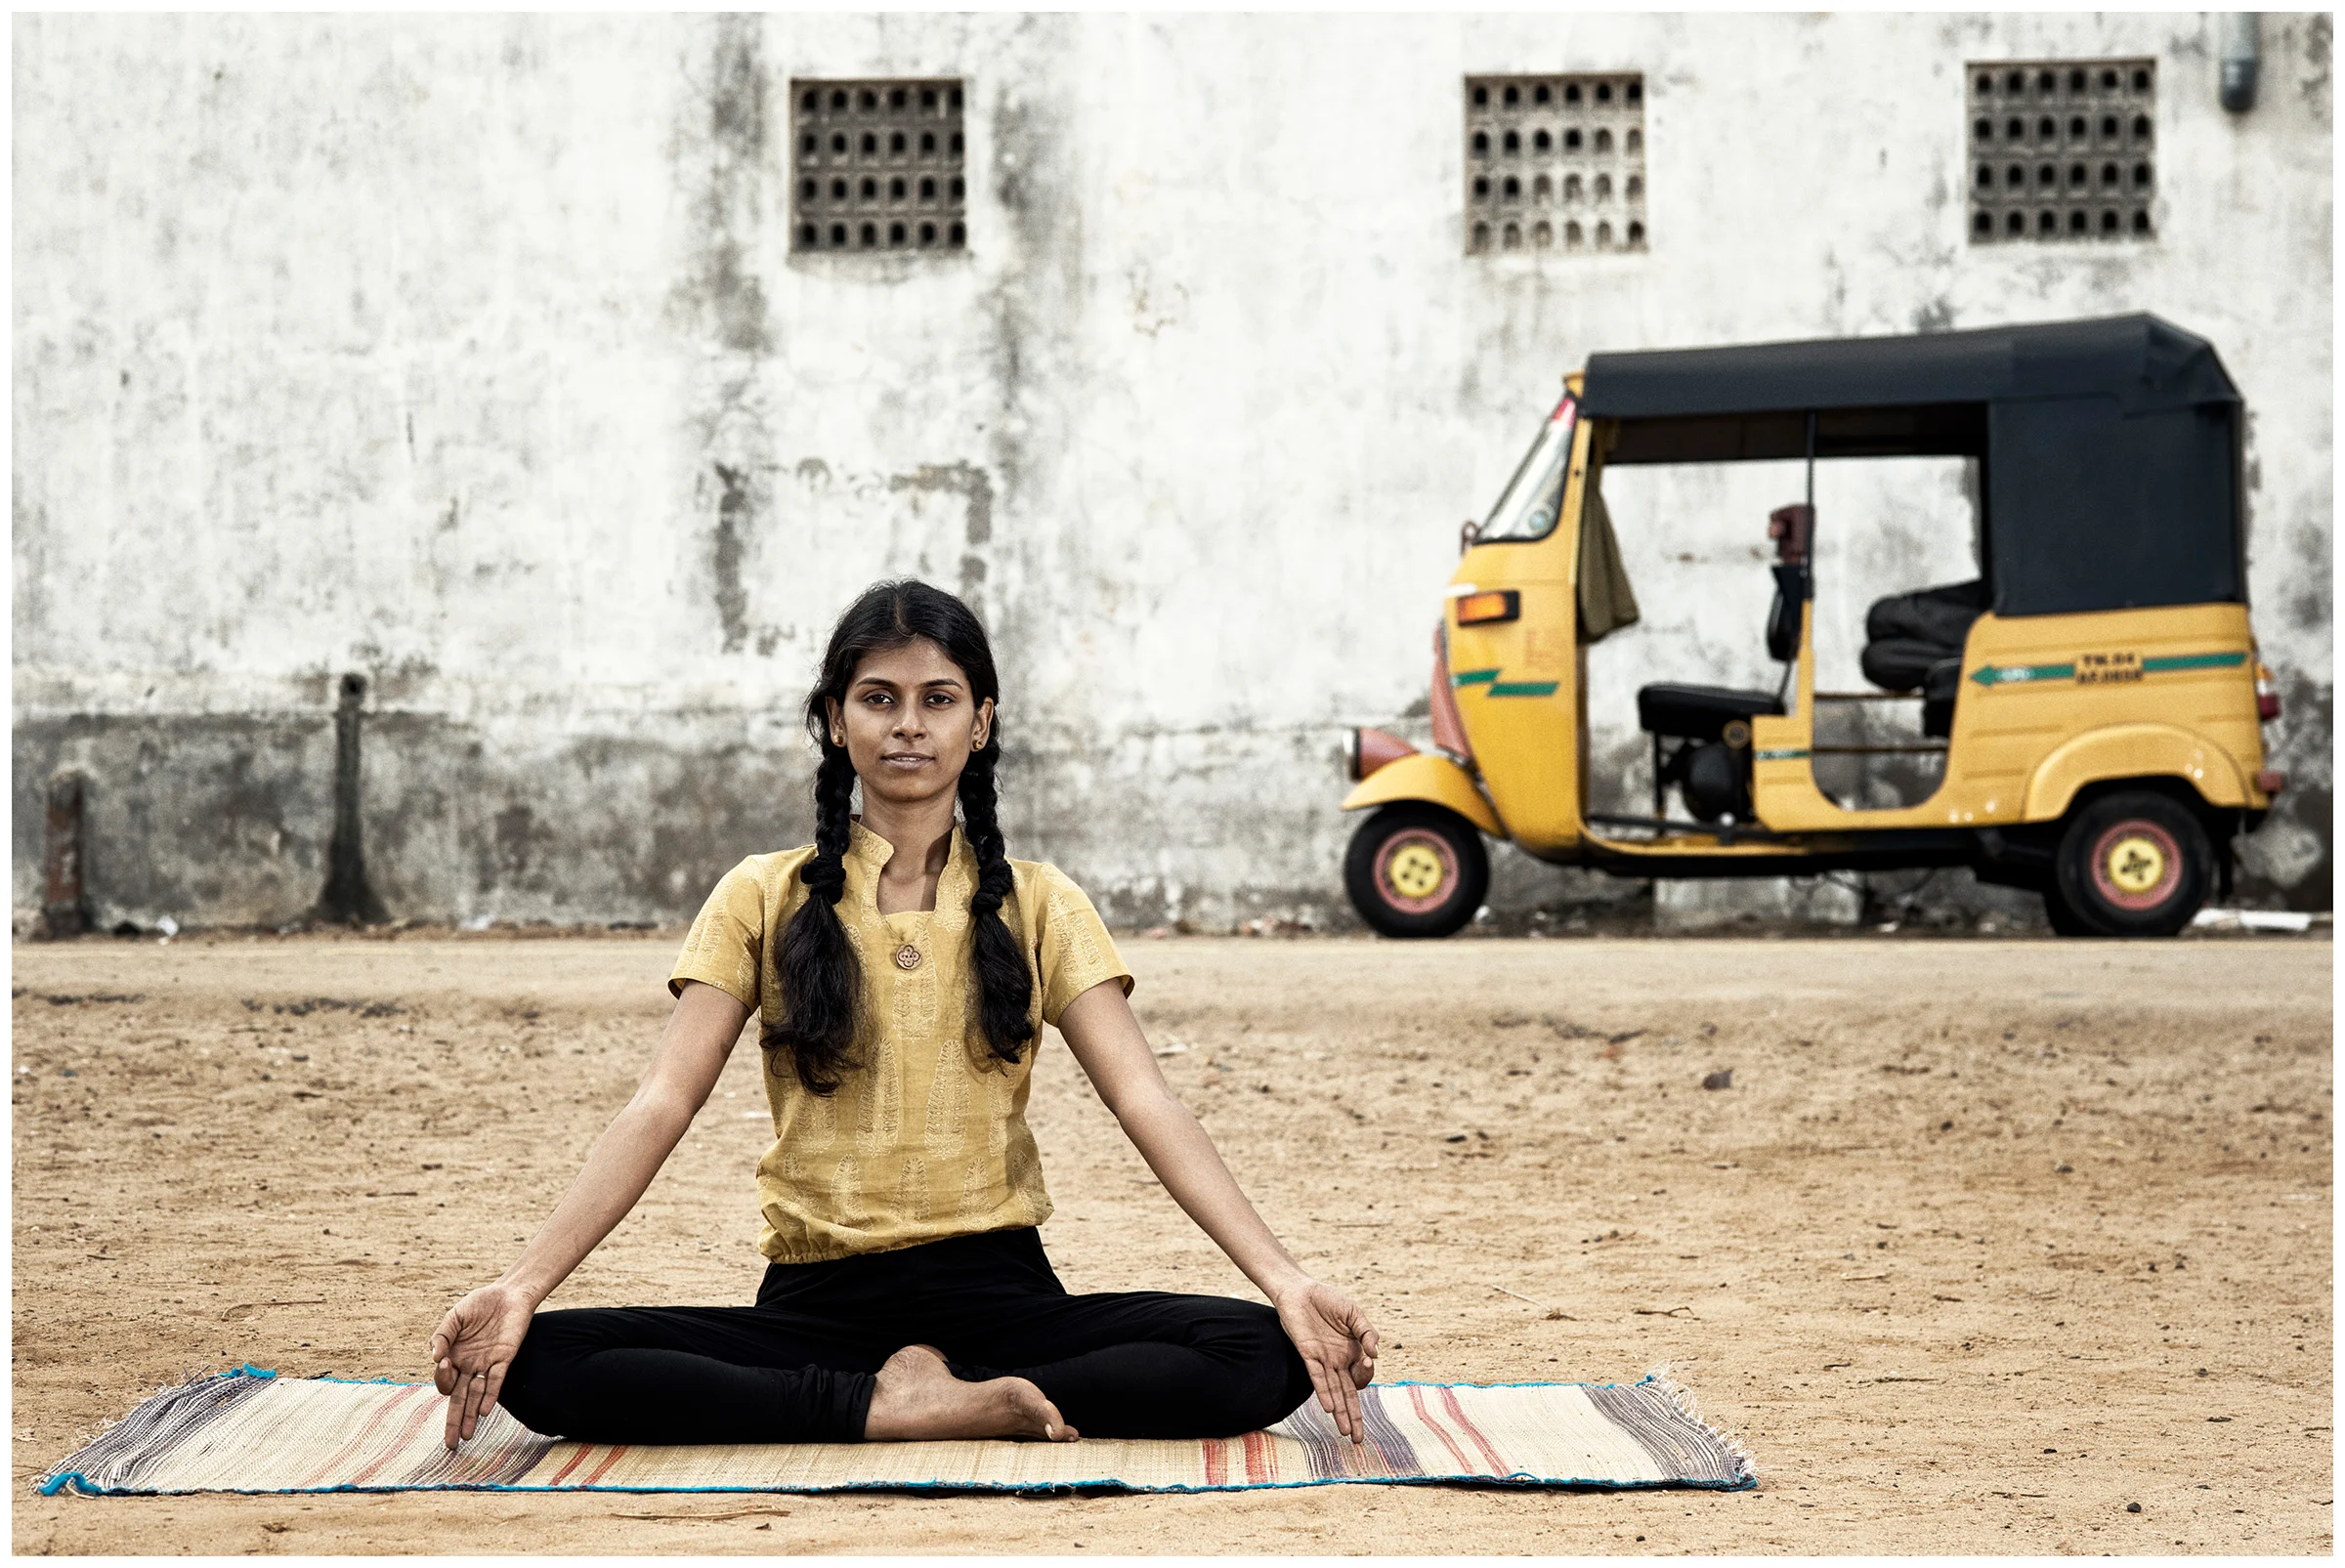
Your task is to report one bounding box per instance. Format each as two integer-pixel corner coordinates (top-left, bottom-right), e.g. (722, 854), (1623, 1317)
(40, 1366), (1758, 1498)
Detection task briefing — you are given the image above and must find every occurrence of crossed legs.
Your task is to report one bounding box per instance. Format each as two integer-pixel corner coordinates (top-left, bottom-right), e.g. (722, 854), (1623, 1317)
(495, 1228), (1310, 1446)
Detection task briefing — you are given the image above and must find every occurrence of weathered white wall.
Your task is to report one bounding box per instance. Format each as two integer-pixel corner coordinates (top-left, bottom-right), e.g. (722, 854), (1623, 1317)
(14, 13), (2332, 930)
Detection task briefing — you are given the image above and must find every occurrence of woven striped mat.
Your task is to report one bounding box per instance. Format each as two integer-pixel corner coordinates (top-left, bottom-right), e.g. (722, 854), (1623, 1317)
(40, 1366), (1753, 1497)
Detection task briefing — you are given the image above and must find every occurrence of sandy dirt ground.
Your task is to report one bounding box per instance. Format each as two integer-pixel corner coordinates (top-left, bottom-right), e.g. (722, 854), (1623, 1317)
(10, 929), (2332, 1555)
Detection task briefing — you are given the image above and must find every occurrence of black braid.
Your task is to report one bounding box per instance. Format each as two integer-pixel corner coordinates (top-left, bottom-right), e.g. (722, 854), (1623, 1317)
(957, 737), (1036, 1064)
(764, 742), (862, 1093)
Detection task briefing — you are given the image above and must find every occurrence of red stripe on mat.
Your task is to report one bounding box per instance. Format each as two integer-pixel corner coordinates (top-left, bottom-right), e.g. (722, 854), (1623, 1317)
(301, 1383), (430, 1489)
(541, 1443), (598, 1487)
(1202, 1437), (1227, 1487)
(1438, 1387), (1510, 1476)
(580, 1444), (630, 1486)
(1408, 1384), (1481, 1476)
(349, 1390), (446, 1486)
(1240, 1428), (1272, 1484)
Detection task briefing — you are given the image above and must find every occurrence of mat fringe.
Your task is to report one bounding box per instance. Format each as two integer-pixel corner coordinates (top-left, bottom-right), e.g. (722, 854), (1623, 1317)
(1641, 1363), (1758, 1486)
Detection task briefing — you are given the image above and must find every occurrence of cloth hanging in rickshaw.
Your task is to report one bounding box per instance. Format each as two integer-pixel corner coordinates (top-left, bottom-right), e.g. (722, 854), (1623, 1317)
(1576, 453), (1641, 645)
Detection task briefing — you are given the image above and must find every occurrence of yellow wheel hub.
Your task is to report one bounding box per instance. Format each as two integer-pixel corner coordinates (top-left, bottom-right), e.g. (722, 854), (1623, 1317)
(1385, 841), (1448, 899)
(2103, 833), (2168, 896)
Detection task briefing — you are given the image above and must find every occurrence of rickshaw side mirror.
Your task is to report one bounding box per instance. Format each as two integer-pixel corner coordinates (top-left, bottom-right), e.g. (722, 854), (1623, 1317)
(1768, 503), (1813, 565)
(1460, 518), (1481, 554)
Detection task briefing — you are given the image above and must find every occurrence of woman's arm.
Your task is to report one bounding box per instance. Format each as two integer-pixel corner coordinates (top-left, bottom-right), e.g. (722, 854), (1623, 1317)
(429, 980), (751, 1447)
(1055, 980), (1381, 1443)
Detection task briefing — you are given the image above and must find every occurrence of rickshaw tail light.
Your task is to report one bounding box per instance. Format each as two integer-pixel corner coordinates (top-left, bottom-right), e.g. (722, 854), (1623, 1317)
(2255, 661), (2281, 721)
(2255, 770), (2286, 795)
(1455, 590), (1519, 625)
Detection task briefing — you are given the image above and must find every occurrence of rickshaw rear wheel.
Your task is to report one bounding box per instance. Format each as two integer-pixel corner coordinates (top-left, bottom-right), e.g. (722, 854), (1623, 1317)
(1344, 803), (1490, 939)
(2051, 788), (2213, 938)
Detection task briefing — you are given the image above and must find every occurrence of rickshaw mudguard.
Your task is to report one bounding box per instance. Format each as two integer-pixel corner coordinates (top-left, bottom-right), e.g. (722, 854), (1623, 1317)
(1341, 753), (1505, 837)
(2023, 722), (2250, 821)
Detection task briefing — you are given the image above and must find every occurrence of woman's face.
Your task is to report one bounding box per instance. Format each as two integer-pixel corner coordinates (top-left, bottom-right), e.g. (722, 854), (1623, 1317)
(826, 637), (994, 813)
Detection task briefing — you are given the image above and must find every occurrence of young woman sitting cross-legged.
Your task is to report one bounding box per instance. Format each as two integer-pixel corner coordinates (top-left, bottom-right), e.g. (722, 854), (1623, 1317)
(428, 579), (1380, 1452)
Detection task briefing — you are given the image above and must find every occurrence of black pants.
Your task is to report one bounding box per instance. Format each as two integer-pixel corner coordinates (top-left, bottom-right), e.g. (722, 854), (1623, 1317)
(499, 1227), (1312, 1446)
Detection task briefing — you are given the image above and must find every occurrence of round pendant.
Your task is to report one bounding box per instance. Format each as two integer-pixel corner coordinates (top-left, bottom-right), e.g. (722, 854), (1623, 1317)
(893, 943), (922, 972)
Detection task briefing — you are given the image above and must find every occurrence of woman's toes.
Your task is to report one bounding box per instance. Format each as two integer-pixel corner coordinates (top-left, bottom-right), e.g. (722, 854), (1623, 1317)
(1005, 1378), (1076, 1441)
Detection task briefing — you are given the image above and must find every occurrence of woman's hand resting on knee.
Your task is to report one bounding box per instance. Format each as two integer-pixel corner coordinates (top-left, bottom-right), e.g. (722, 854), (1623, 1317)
(1272, 1279), (1380, 1439)
(431, 1282), (539, 1449)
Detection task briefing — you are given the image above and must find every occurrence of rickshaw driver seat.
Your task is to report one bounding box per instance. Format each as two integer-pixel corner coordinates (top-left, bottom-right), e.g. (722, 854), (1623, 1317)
(1633, 503), (1811, 821)
(1634, 683), (1784, 742)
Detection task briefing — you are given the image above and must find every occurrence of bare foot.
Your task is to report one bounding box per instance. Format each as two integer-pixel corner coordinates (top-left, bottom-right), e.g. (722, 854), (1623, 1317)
(862, 1344), (1078, 1443)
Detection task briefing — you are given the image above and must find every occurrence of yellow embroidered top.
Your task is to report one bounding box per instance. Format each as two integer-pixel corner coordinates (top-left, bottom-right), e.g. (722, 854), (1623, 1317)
(668, 819), (1132, 1264)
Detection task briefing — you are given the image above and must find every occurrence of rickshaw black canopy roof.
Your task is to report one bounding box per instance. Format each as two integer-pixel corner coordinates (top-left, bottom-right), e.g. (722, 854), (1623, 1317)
(1579, 315), (2244, 616)
(1582, 314), (2236, 446)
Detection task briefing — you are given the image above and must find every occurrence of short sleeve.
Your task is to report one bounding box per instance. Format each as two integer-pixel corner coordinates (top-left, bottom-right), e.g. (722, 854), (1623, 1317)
(669, 857), (768, 1010)
(1033, 866), (1134, 1029)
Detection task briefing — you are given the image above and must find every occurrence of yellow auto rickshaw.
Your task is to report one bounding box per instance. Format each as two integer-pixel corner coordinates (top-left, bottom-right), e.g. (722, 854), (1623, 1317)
(1341, 314), (2285, 939)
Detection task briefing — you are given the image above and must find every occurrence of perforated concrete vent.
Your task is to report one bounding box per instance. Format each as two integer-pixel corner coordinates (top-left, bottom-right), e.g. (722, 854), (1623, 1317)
(792, 79), (966, 253)
(1465, 74), (1647, 257)
(1968, 61), (2155, 242)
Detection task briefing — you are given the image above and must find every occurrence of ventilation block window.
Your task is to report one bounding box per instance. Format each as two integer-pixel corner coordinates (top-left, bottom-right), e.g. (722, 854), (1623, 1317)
(1465, 73), (1646, 256)
(793, 78), (967, 254)
(1967, 60), (2154, 244)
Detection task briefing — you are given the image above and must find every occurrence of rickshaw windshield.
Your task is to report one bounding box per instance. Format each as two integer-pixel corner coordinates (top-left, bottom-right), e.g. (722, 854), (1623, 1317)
(1476, 396), (1578, 544)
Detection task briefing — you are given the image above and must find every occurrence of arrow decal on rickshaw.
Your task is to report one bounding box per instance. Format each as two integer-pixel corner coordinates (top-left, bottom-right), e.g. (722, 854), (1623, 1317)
(1451, 668), (1558, 698)
(1969, 660), (2076, 687)
(1969, 650), (2245, 688)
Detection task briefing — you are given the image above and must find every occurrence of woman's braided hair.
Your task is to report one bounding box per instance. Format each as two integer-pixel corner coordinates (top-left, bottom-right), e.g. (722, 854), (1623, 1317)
(766, 579), (1036, 1094)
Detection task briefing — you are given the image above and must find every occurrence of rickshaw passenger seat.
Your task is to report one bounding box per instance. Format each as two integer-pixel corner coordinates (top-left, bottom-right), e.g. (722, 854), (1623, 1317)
(1635, 683), (1786, 742)
(1861, 579), (1984, 691)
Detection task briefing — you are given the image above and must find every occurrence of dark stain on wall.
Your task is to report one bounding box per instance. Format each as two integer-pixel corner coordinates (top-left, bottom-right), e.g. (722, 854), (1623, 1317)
(712, 461), (757, 654)
(889, 462), (996, 598)
(666, 15), (770, 356)
(2299, 14), (2332, 111)
(13, 714), (333, 925)
(361, 713), (816, 920)
(675, 17), (777, 663)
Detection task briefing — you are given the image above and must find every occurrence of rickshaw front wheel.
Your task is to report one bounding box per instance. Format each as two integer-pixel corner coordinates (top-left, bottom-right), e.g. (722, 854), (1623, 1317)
(2051, 788), (2213, 938)
(1344, 803), (1491, 939)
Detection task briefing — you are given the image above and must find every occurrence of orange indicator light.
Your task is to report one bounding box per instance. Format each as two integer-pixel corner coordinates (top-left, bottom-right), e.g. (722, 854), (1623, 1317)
(1454, 590), (1520, 625)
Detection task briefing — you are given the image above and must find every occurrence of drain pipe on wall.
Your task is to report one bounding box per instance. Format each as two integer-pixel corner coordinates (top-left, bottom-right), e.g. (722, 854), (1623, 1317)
(2219, 13), (2260, 113)
(314, 672), (390, 925)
